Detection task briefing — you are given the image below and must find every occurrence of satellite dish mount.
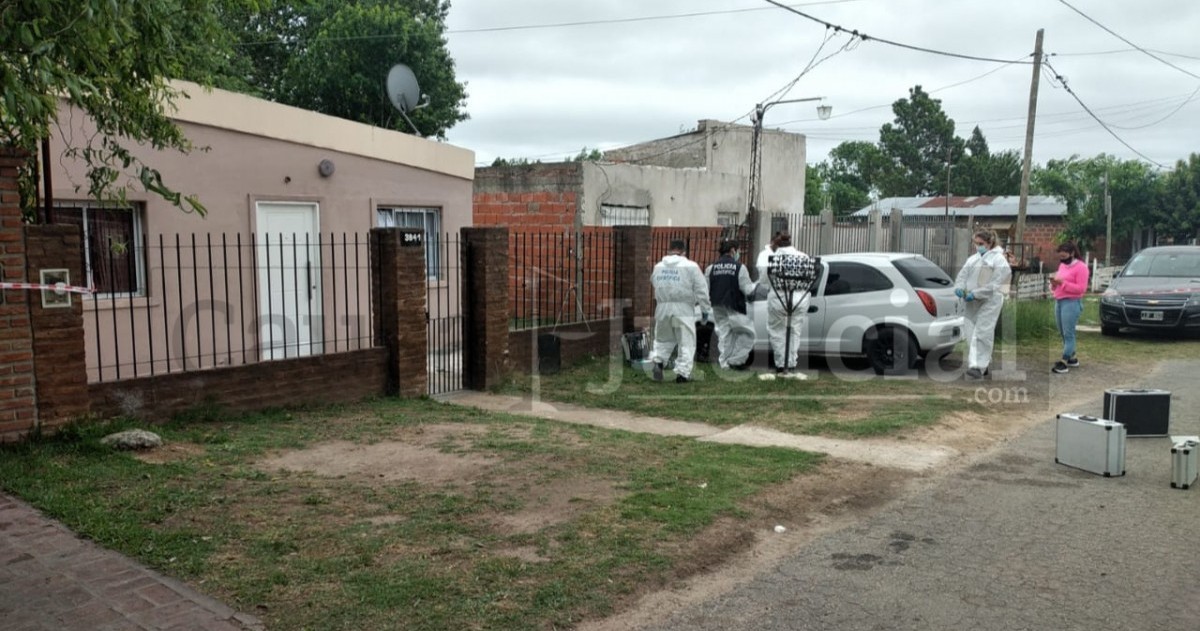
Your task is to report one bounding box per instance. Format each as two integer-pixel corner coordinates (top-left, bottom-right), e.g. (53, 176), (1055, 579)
(386, 64), (430, 136)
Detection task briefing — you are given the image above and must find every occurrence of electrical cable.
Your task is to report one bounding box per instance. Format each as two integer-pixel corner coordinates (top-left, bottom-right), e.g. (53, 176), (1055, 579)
(1055, 0), (1200, 80)
(1052, 48), (1200, 62)
(1042, 60), (1167, 168)
(234, 0), (867, 46)
(761, 0), (1034, 65)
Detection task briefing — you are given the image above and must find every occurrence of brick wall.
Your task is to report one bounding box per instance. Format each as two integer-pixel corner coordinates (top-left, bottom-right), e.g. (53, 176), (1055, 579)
(0, 149), (36, 441)
(371, 228), (428, 397)
(506, 320), (619, 375)
(1018, 219), (1066, 268)
(90, 348), (388, 420)
(462, 227), (509, 390)
(25, 225), (88, 430)
(473, 162), (583, 228)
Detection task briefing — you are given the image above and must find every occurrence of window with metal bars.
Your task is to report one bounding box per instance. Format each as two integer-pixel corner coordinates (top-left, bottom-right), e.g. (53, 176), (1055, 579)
(377, 206), (441, 279)
(50, 202), (145, 297)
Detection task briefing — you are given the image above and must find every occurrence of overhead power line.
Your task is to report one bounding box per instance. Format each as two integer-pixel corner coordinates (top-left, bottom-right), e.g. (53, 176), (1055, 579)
(1052, 48), (1200, 62)
(234, 0), (866, 46)
(1055, 0), (1200, 81)
(1042, 60), (1166, 168)
(761, 0), (1034, 65)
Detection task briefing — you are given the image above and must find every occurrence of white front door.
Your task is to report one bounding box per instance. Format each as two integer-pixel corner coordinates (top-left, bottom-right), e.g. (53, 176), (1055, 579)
(255, 202), (322, 360)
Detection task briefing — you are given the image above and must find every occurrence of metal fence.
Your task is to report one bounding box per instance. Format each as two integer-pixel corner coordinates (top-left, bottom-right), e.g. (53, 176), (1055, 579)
(509, 229), (620, 331)
(85, 233), (378, 383)
(426, 233), (463, 395)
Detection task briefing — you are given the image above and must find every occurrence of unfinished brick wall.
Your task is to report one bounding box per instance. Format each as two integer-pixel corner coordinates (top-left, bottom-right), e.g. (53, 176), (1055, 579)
(0, 149), (36, 441)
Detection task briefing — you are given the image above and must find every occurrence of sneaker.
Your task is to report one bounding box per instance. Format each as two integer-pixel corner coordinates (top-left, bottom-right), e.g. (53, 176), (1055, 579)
(965, 367), (983, 380)
(1065, 357), (1080, 368)
(652, 362), (664, 382)
(675, 375), (691, 383)
(1052, 361), (1069, 374)
(775, 367), (787, 375)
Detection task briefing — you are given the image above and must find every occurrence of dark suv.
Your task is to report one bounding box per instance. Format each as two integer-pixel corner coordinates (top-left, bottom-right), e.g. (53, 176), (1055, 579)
(1099, 245), (1200, 335)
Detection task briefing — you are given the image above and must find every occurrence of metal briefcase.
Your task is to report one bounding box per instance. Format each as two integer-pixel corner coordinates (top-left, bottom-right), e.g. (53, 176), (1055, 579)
(1055, 413), (1126, 477)
(1171, 440), (1198, 490)
(1102, 388), (1170, 437)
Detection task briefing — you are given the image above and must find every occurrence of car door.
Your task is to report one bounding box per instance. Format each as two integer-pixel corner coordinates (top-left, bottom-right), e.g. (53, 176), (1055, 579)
(748, 262), (826, 349)
(821, 261), (895, 354)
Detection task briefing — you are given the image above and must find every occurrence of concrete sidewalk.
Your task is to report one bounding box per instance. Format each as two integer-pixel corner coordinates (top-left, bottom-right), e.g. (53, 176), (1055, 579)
(0, 494), (261, 631)
(445, 392), (959, 472)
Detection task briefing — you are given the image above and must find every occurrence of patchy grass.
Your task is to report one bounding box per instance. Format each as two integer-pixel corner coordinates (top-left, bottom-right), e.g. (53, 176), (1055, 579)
(0, 399), (822, 631)
(504, 356), (982, 438)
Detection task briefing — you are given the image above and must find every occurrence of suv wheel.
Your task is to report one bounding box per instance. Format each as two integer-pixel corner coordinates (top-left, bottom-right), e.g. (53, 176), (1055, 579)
(1100, 324), (1120, 336)
(865, 326), (918, 376)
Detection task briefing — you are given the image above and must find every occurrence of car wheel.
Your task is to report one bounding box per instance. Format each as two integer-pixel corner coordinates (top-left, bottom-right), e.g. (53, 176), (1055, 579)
(1100, 324), (1120, 337)
(866, 326), (918, 376)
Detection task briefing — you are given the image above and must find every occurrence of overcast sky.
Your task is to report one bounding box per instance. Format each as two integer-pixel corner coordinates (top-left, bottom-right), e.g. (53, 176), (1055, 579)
(440, 0), (1200, 171)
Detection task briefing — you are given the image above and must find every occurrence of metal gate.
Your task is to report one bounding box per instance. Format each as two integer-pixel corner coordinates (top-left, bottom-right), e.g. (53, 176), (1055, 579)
(427, 233), (464, 395)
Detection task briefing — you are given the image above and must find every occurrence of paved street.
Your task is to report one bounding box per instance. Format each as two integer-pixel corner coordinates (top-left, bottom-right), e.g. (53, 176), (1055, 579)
(647, 359), (1200, 631)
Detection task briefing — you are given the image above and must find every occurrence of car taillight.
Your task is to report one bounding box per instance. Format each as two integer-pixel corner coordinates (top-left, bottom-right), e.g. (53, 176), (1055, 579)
(916, 290), (937, 317)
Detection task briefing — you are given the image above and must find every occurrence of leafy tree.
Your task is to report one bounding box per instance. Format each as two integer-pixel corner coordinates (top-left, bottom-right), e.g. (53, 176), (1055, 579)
(1152, 153), (1200, 242)
(1, 0), (260, 216)
(957, 126), (1021, 196)
(214, 0), (468, 139)
(808, 162), (871, 216)
(568, 147), (603, 162)
(1032, 155), (1159, 250)
(877, 86), (964, 197)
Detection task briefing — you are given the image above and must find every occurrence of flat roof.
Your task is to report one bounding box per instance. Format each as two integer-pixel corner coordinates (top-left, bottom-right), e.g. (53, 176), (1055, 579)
(168, 80), (475, 180)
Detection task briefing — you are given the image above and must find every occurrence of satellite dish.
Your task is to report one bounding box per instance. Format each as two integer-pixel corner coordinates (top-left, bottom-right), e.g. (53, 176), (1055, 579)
(386, 64), (421, 112)
(385, 64), (431, 136)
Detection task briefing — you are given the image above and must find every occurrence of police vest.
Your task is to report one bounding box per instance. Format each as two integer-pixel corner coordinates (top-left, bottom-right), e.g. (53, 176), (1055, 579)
(708, 255), (747, 314)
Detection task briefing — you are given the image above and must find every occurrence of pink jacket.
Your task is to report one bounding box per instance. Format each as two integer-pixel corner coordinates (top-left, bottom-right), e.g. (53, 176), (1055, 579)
(1053, 259), (1090, 300)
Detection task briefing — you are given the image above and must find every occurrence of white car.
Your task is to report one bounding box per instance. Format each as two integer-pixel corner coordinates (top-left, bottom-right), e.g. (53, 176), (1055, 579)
(746, 252), (965, 374)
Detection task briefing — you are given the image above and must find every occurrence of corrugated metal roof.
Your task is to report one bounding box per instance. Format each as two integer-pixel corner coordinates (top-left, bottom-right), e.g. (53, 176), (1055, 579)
(852, 196), (1066, 217)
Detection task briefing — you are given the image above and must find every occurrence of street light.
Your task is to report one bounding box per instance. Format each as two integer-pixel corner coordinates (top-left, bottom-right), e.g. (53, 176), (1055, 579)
(746, 97), (831, 256)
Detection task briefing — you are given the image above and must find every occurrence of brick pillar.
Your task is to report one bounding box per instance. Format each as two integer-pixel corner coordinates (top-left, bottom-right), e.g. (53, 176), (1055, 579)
(461, 226), (509, 390)
(370, 227), (428, 397)
(613, 225), (654, 333)
(0, 149), (37, 442)
(25, 225), (88, 430)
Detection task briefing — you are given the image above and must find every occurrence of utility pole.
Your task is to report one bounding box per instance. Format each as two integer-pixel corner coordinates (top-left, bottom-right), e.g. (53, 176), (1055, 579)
(1104, 172), (1113, 264)
(744, 97), (830, 264)
(944, 146), (952, 218)
(1015, 28), (1044, 245)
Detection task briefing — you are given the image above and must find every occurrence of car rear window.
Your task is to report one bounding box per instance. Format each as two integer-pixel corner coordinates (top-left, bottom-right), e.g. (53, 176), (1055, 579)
(892, 257), (953, 288)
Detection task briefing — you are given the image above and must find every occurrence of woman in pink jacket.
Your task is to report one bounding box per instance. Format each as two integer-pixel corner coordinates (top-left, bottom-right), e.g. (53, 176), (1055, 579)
(1050, 241), (1090, 374)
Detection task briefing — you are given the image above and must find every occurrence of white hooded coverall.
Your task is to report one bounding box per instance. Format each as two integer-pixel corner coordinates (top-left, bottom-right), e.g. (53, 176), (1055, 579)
(705, 256), (757, 369)
(954, 245), (1012, 372)
(650, 254), (712, 379)
(757, 246), (812, 370)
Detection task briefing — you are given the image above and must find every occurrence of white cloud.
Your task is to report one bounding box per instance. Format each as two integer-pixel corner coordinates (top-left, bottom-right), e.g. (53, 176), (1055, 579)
(443, 0), (1200, 168)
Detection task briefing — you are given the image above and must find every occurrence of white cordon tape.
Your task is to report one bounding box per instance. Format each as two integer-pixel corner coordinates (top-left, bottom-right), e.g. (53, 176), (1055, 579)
(0, 281), (95, 296)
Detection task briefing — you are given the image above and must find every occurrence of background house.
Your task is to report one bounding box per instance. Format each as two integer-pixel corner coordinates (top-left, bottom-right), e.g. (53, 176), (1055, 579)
(43, 80), (475, 382)
(474, 119), (807, 236)
(854, 196), (1069, 270)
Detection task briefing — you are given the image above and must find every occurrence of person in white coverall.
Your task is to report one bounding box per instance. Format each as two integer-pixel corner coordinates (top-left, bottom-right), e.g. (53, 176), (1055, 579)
(705, 240), (757, 369)
(757, 232), (812, 375)
(954, 229), (1012, 379)
(650, 240), (712, 383)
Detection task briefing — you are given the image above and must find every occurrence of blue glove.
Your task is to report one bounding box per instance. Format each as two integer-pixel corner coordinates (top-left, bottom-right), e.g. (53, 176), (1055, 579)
(964, 292), (976, 302)
(954, 288), (965, 298)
